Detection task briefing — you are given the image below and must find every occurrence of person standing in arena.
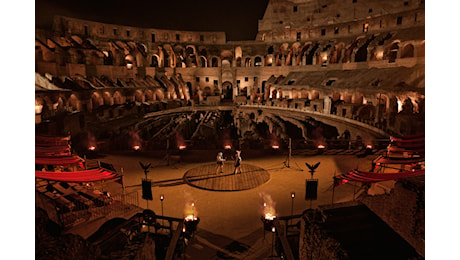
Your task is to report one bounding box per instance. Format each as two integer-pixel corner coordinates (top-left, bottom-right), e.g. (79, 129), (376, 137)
(233, 150), (242, 174)
(216, 152), (225, 174)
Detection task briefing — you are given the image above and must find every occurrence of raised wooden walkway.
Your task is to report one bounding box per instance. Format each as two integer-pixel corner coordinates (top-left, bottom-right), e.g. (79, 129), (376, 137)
(183, 163), (270, 191)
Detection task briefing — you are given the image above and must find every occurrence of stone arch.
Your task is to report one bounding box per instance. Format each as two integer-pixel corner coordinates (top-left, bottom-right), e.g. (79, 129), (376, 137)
(211, 56), (220, 67)
(174, 44), (186, 67)
(244, 57), (252, 67)
(311, 90), (319, 100)
(387, 41), (400, 63)
(134, 89), (144, 102)
(222, 59), (231, 68)
(52, 95), (67, 111)
(68, 94), (80, 111)
(330, 43), (345, 64)
(401, 43), (414, 58)
(300, 90), (309, 99)
(265, 54), (274, 66)
(151, 54), (160, 67)
(222, 81), (233, 100)
(186, 45), (198, 67)
(199, 56), (207, 67)
(113, 91), (123, 105)
(103, 91), (113, 106)
(35, 96), (45, 115)
(145, 89), (154, 101)
(153, 89), (165, 101)
(236, 57), (242, 67)
(254, 56), (263, 67)
(125, 54), (135, 67)
(163, 44), (176, 67)
(235, 46), (242, 59)
(221, 50), (233, 67)
(331, 91), (341, 101)
(91, 92), (103, 110)
(291, 89), (299, 99)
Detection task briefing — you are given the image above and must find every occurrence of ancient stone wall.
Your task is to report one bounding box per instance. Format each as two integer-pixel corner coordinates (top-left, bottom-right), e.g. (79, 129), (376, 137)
(359, 177), (425, 256)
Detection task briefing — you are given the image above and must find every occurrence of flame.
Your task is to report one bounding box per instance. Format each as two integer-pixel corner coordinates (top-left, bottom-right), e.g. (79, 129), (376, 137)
(88, 145), (96, 151)
(224, 144), (232, 150)
(265, 212), (276, 221)
(184, 196), (197, 219)
(317, 144), (325, 149)
(366, 144), (373, 149)
(185, 215), (198, 221)
(260, 192), (276, 220)
(272, 145), (280, 149)
(133, 145), (140, 150)
(179, 145), (186, 150)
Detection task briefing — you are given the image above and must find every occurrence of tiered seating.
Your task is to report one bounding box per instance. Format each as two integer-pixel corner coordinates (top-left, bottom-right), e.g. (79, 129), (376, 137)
(35, 135), (118, 216)
(334, 134), (425, 186)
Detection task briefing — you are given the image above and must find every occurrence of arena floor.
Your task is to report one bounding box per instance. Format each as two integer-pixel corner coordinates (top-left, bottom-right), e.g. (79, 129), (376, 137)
(67, 151), (377, 258)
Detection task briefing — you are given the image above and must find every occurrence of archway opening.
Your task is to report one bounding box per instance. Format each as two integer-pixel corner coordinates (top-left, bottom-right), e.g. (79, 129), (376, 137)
(222, 81), (233, 100)
(401, 44), (414, 58)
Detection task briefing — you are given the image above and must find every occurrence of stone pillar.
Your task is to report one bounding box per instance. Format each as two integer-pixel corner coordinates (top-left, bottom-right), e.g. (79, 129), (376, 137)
(340, 48), (346, 63)
(323, 96), (332, 114)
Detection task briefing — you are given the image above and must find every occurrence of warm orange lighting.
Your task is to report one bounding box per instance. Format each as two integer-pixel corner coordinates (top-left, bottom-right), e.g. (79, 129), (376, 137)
(35, 104), (43, 114)
(126, 63), (133, 69)
(185, 215), (198, 221)
(88, 146), (96, 151)
(317, 144), (325, 149)
(366, 144), (373, 149)
(179, 145), (186, 150)
(133, 145), (140, 150)
(160, 194), (164, 201)
(291, 192), (295, 198)
(224, 144), (232, 150)
(272, 145), (280, 149)
(265, 213), (276, 221)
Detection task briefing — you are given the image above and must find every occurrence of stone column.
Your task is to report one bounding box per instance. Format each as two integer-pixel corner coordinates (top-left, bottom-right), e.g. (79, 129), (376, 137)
(323, 96), (331, 114)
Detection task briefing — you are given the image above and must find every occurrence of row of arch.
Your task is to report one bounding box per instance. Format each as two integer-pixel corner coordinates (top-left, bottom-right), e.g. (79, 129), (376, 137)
(36, 32), (424, 69)
(36, 85), (423, 119)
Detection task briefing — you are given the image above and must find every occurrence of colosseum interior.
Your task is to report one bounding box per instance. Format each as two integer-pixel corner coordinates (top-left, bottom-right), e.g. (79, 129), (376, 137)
(32, 0), (427, 259)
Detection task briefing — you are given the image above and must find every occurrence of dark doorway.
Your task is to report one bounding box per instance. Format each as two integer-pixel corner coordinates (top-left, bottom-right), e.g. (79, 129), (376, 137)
(222, 81), (233, 100)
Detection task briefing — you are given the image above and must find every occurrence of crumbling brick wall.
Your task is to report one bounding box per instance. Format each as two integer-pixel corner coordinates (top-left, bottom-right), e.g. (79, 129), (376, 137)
(359, 177), (425, 256)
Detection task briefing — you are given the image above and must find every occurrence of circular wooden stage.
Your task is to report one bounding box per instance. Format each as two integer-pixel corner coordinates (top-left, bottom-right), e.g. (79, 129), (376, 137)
(183, 163), (270, 191)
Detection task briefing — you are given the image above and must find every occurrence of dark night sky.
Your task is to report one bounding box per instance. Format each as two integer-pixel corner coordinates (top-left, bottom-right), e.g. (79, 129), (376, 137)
(35, 0), (270, 41)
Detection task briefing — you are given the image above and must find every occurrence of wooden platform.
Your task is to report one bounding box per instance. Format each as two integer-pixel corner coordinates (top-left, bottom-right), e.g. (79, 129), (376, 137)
(183, 163), (270, 191)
